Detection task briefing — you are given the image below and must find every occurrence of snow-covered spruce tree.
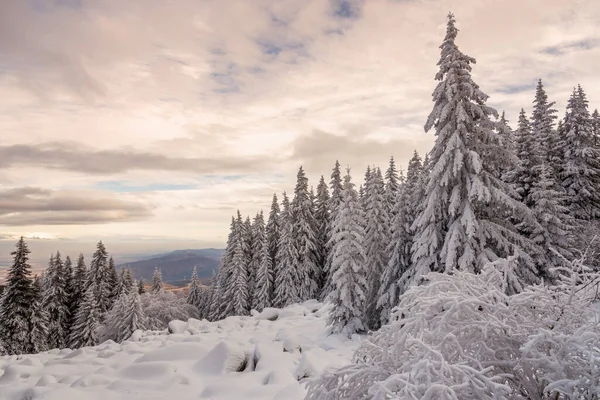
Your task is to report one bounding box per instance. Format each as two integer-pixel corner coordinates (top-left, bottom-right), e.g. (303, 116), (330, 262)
(187, 265), (203, 310)
(273, 192), (300, 308)
(410, 13), (534, 285)
(559, 85), (600, 221)
(497, 111), (515, 153)
(70, 254), (87, 307)
(228, 213), (250, 316)
(306, 255), (600, 400)
(327, 169), (368, 337)
(512, 109), (537, 205)
(68, 285), (100, 348)
(137, 278), (146, 295)
(531, 79), (558, 167)
(496, 111), (515, 179)
(0, 237), (35, 355)
(101, 290), (146, 343)
(151, 267), (164, 294)
(384, 156), (401, 217)
(108, 256), (119, 304)
(117, 290), (146, 341)
(527, 163), (573, 273)
(360, 166), (372, 210)
(67, 254), (87, 347)
(248, 212), (266, 309)
(29, 276), (49, 354)
(44, 251), (70, 350)
(63, 255), (74, 310)
(314, 175), (330, 295)
(88, 241), (112, 318)
(266, 193), (280, 273)
(363, 167), (390, 331)
(121, 268), (134, 294)
(323, 161), (344, 299)
(203, 271), (218, 320)
(213, 216), (237, 319)
(378, 150), (422, 325)
(592, 108), (600, 146)
(115, 267), (135, 298)
(243, 215), (255, 299)
(250, 211), (268, 310)
(291, 166), (320, 300)
(253, 227), (274, 312)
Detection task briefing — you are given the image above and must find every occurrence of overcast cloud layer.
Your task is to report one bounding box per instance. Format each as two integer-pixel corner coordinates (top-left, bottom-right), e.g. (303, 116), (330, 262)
(0, 0), (599, 262)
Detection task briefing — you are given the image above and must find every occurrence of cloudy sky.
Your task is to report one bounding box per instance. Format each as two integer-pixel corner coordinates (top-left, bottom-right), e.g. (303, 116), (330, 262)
(0, 0), (599, 265)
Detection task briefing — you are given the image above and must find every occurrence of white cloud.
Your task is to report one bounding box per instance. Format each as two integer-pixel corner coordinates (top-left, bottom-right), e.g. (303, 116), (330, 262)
(0, 0), (599, 251)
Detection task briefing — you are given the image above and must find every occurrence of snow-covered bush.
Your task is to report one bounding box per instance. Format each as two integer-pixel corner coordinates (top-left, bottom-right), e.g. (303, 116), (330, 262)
(141, 290), (199, 330)
(306, 257), (600, 400)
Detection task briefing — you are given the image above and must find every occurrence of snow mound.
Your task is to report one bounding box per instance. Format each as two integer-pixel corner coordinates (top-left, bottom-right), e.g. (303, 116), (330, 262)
(193, 341), (251, 375)
(0, 301), (360, 400)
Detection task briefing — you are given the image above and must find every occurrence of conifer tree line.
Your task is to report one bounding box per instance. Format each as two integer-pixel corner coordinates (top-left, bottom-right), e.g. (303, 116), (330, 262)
(207, 15), (600, 335)
(0, 239), (199, 355)
(2, 13), (599, 351)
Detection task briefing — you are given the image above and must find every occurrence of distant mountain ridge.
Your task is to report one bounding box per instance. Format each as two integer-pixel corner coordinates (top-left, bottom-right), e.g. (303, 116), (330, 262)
(118, 248), (224, 286)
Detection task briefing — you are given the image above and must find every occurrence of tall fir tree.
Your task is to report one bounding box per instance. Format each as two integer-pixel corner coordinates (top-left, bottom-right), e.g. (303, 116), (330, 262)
(63, 255), (74, 314)
(361, 166), (372, 210)
(384, 156), (401, 217)
(528, 163), (574, 274)
(137, 279), (146, 295)
(151, 267), (164, 294)
(559, 85), (600, 220)
(497, 111), (515, 179)
(68, 285), (100, 348)
(273, 192), (300, 308)
(29, 276), (49, 354)
(228, 213), (250, 315)
(0, 237), (35, 355)
(378, 151), (422, 325)
(214, 217), (237, 319)
(291, 166), (320, 300)
(250, 212), (268, 310)
(205, 272), (219, 321)
(324, 161), (344, 299)
(592, 108), (600, 147)
(512, 109), (537, 205)
(69, 254), (87, 338)
(314, 176), (331, 297)
(327, 169), (368, 336)
(243, 215), (255, 299)
(362, 167), (390, 330)
(497, 111), (515, 152)
(531, 79), (558, 167)
(44, 251), (70, 349)
(266, 193), (281, 274)
(122, 268), (134, 294)
(108, 256), (119, 306)
(88, 241), (112, 317)
(187, 266), (202, 310)
(117, 291), (146, 342)
(115, 267), (134, 298)
(253, 213), (274, 311)
(410, 14), (534, 286)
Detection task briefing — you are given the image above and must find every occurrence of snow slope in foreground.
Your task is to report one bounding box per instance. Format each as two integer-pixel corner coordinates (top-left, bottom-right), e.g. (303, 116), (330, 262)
(0, 300), (359, 400)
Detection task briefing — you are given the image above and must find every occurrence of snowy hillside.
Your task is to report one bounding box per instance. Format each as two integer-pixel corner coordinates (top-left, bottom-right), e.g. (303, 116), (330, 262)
(0, 301), (359, 400)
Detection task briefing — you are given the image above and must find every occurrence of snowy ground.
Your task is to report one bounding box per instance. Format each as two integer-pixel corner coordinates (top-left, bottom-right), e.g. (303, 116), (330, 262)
(0, 300), (360, 400)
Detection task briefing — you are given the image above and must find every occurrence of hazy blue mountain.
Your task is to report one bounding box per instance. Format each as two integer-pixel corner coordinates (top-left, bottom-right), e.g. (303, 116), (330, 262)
(118, 249), (224, 286)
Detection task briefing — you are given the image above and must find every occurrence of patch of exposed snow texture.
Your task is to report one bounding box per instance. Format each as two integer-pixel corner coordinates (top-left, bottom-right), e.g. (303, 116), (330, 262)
(0, 300), (359, 400)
